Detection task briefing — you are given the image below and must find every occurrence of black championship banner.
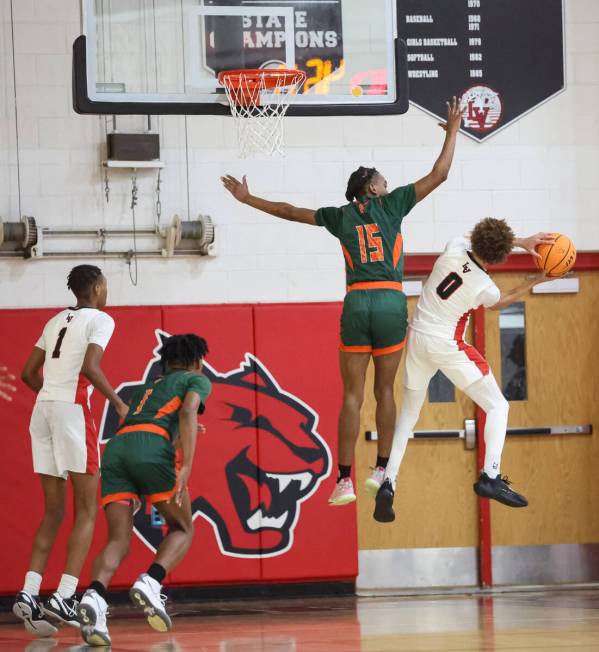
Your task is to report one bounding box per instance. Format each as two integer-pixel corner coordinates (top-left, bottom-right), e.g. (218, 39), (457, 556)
(204, 0), (344, 89)
(400, 0), (564, 141)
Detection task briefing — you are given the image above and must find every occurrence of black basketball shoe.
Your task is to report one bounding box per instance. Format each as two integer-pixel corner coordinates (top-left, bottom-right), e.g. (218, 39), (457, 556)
(473, 472), (528, 507)
(44, 592), (80, 628)
(373, 479), (396, 523)
(13, 592), (58, 638)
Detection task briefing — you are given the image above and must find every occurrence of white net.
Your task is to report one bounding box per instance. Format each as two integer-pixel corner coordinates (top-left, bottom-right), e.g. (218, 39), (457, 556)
(220, 70), (306, 158)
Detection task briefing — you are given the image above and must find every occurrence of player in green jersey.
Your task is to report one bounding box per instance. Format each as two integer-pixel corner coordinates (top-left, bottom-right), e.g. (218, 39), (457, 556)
(78, 334), (211, 647)
(221, 97), (463, 506)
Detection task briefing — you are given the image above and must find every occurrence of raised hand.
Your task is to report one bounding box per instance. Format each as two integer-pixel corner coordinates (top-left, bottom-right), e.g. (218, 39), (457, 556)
(221, 174), (250, 203)
(438, 96), (464, 134)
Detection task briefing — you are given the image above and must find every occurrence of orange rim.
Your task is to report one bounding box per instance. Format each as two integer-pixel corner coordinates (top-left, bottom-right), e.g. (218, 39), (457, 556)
(218, 68), (306, 91)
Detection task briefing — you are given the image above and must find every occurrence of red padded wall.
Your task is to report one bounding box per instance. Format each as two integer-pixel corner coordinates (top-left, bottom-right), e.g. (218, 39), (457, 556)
(0, 302), (357, 594)
(162, 306), (261, 585)
(0, 309), (71, 594)
(253, 303), (358, 582)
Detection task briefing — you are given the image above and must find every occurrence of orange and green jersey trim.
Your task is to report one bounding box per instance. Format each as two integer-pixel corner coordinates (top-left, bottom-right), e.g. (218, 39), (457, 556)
(120, 370), (211, 442)
(116, 423), (170, 440)
(347, 281), (403, 292)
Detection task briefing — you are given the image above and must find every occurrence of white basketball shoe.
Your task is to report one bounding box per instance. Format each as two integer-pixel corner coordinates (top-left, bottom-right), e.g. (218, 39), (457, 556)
(129, 573), (172, 633)
(78, 589), (110, 647)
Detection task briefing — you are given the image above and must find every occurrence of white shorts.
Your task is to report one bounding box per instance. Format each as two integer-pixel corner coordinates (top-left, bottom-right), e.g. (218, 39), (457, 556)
(29, 401), (99, 478)
(405, 327), (490, 391)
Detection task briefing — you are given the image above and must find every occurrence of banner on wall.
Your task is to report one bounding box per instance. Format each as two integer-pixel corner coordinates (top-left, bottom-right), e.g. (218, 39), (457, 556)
(100, 330), (332, 559)
(400, 0), (565, 141)
(203, 0), (344, 86)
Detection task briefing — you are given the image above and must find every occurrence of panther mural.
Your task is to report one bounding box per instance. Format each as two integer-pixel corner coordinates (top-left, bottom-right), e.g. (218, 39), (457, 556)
(99, 330), (332, 558)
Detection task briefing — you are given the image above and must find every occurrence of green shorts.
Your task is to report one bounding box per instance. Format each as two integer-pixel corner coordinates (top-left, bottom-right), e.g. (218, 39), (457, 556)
(100, 430), (176, 507)
(340, 287), (408, 357)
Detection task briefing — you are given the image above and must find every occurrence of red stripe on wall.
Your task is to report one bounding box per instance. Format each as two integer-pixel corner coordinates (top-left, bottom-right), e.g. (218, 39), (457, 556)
(472, 306), (493, 588)
(405, 251), (599, 275)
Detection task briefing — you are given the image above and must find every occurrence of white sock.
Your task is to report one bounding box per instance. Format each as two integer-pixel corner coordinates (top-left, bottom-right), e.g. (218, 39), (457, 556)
(384, 387), (427, 489)
(463, 374), (509, 478)
(57, 574), (78, 599)
(23, 571), (42, 596)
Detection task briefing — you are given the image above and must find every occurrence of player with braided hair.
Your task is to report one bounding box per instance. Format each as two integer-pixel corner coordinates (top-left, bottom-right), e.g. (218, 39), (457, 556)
(222, 97), (464, 506)
(78, 334), (211, 647)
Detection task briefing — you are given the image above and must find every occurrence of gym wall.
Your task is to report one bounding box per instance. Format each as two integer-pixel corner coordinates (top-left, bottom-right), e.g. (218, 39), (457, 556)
(1, 0), (598, 307)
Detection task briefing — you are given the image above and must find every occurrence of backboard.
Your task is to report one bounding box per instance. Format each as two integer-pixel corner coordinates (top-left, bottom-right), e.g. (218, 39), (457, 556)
(73, 0), (408, 115)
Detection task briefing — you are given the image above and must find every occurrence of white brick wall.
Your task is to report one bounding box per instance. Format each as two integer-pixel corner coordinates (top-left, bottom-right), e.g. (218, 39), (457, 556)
(0, 0), (598, 309)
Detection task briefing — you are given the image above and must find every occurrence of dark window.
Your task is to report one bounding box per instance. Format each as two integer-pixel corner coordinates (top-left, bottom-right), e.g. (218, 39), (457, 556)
(500, 302), (527, 401)
(428, 370), (455, 403)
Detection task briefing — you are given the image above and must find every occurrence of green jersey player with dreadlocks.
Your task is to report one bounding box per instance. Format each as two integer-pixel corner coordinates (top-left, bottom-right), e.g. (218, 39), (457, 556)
(222, 97), (464, 507)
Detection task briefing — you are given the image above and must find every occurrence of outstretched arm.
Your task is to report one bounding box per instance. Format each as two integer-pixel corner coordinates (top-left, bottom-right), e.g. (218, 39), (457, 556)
(414, 96), (463, 203)
(221, 174), (316, 225)
(489, 273), (551, 311)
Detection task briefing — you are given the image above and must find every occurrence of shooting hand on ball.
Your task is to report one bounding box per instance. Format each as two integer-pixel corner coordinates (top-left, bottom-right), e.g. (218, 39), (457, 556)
(517, 232), (556, 258)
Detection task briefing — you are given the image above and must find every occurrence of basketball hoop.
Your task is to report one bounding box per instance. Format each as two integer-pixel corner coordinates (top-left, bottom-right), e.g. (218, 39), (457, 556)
(218, 69), (306, 158)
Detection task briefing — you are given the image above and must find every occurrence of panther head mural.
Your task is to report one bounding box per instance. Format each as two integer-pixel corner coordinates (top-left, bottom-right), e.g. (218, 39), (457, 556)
(99, 330), (332, 557)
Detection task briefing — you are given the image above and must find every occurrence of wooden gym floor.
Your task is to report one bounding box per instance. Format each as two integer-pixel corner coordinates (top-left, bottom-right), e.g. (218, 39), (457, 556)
(1, 589), (599, 651)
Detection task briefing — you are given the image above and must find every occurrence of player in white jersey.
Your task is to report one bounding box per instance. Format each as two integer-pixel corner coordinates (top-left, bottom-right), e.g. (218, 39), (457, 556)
(372, 218), (556, 522)
(13, 265), (128, 637)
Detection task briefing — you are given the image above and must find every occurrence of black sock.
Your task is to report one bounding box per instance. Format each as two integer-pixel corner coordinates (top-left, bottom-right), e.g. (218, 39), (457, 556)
(147, 563), (166, 584)
(89, 581), (106, 598)
(376, 455), (389, 469)
(338, 464), (351, 480)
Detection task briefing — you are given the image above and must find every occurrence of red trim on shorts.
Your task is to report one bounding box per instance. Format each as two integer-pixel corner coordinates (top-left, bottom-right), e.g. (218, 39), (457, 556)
(75, 374), (99, 474)
(372, 339), (406, 357)
(101, 491), (140, 507)
(453, 311), (489, 376)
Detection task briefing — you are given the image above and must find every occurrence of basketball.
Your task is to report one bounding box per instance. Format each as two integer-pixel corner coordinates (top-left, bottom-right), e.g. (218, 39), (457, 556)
(534, 233), (577, 277)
